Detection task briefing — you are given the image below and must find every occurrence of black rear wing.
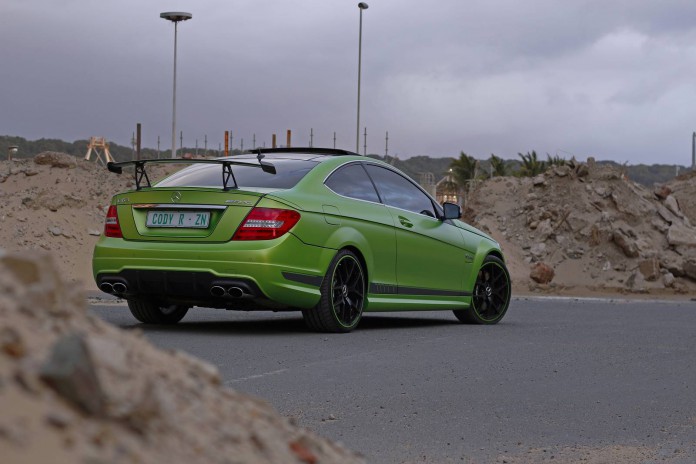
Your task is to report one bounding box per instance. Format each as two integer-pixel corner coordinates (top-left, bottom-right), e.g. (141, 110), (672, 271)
(106, 156), (276, 191)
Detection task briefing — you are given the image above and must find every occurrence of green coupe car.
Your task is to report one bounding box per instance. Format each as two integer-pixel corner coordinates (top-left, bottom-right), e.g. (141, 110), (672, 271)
(93, 147), (511, 332)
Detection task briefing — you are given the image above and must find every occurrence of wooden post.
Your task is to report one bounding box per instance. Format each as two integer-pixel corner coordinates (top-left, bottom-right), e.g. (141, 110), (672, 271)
(272, 134), (277, 148)
(136, 123), (141, 161)
(286, 129), (292, 148)
(224, 131), (229, 156)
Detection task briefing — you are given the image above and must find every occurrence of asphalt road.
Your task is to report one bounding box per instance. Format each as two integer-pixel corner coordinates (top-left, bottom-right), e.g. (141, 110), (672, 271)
(90, 297), (696, 463)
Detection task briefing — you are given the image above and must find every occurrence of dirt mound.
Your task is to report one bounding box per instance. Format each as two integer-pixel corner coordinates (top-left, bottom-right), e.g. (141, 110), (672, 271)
(466, 160), (696, 295)
(0, 156), (177, 287)
(0, 250), (363, 464)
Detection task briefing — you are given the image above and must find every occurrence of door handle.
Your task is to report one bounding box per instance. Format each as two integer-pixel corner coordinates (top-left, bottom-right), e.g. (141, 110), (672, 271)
(398, 216), (413, 228)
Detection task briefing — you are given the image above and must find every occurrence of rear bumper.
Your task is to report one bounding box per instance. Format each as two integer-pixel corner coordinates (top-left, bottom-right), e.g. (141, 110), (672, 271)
(92, 232), (334, 309)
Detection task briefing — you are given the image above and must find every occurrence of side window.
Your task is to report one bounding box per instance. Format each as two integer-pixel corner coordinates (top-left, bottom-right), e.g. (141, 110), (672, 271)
(325, 163), (380, 203)
(364, 165), (437, 217)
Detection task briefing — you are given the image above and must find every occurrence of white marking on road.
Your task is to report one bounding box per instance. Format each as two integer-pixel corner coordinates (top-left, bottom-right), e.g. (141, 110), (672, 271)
(226, 368), (289, 385)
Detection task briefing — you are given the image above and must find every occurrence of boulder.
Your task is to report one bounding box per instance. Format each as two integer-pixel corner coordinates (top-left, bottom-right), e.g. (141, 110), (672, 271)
(34, 152), (76, 168)
(530, 262), (554, 284)
(638, 258), (660, 282)
(666, 224), (696, 247)
(532, 175), (547, 186)
(684, 259), (696, 282)
(576, 164), (589, 177)
(664, 195), (683, 218)
(40, 333), (106, 416)
(626, 271), (647, 292)
(654, 185), (672, 200)
(663, 272), (676, 288)
(612, 230), (639, 258)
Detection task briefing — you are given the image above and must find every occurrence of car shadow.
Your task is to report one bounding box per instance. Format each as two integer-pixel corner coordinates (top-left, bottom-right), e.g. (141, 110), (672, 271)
(119, 313), (462, 335)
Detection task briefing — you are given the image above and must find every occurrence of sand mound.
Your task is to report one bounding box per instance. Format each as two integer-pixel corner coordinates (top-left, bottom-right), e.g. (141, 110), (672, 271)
(466, 159), (696, 295)
(0, 250), (363, 464)
(0, 155), (177, 287)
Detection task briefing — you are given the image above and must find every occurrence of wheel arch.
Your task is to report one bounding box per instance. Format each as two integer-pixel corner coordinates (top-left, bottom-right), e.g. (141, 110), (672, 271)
(342, 244), (369, 287)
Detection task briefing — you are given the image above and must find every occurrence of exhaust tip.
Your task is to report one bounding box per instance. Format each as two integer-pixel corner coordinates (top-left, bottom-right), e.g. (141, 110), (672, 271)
(112, 282), (127, 294)
(99, 282), (114, 294)
(210, 286), (226, 297)
(227, 287), (244, 298)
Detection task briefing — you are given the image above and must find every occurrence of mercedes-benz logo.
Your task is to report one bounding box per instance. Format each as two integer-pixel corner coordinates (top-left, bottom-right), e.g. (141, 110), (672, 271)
(171, 191), (182, 203)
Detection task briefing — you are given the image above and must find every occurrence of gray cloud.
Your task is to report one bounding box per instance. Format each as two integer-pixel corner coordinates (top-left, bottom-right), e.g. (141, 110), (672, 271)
(2, 0), (696, 165)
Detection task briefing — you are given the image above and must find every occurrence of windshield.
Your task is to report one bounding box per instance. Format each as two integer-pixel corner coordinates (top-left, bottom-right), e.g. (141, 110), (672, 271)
(156, 158), (319, 189)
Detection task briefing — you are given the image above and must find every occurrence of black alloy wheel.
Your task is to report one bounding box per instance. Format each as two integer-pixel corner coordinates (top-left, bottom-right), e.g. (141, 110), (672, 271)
(302, 249), (365, 333)
(454, 255), (511, 324)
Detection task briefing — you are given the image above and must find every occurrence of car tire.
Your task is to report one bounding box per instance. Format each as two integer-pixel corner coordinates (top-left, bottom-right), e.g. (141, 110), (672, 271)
(302, 249), (366, 333)
(127, 299), (189, 324)
(453, 255), (511, 325)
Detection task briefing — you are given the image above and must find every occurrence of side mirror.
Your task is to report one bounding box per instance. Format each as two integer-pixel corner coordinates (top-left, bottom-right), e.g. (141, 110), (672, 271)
(442, 202), (461, 220)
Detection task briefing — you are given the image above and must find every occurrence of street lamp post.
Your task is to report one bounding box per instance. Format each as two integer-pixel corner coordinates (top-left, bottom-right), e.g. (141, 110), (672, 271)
(160, 11), (192, 159)
(356, 2), (368, 154)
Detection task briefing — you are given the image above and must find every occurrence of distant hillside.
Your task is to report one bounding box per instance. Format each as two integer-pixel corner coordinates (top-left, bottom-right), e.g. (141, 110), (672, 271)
(0, 135), (225, 163)
(1, 135), (690, 186)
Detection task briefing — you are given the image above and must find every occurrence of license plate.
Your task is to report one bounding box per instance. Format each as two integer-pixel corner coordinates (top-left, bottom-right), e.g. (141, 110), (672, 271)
(146, 211), (211, 228)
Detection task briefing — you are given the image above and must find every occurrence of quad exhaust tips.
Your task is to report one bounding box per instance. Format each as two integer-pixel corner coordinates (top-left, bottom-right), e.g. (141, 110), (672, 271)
(210, 286), (245, 298)
(100, 281), (128, 294)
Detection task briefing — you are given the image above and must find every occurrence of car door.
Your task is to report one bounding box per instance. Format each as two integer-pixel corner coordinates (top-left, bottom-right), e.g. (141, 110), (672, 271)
(364, 164), (470, 296)
(324, 162), (397, 290)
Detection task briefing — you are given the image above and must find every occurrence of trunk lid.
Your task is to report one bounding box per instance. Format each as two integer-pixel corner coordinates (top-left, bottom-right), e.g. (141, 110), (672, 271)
(113, 188), (262, 242)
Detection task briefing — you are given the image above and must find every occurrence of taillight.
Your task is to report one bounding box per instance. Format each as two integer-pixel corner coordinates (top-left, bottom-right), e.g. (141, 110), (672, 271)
(104, 205), (123, 238)
(232, 207), (301, 241)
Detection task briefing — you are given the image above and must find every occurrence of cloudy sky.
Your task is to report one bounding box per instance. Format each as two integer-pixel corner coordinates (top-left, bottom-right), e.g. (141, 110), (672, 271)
(3, 0), (696, 165)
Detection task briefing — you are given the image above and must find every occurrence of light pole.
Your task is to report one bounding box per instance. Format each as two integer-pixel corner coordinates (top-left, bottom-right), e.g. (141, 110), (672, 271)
(160, 11), (192, 159)
(356, 2), (368, 154)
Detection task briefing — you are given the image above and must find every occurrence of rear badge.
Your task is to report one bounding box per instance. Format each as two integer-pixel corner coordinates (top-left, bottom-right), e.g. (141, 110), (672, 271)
(171, 191), (182, 203)
(225, 200), (254, 205)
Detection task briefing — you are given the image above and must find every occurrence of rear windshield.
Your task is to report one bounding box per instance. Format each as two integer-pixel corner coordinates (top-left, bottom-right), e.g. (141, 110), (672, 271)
(156, 158), (319, 189)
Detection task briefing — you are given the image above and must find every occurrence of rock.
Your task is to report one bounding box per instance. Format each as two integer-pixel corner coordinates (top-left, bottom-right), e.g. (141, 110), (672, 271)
(45, 410), (74, 429)
(40, 333), (106, 416)
(664, 195), (683, 218)
(638, 258), (660, 282)
(532, 175), (547, 186)
(536, 219), (554, 240)
(663, 272), (676, 288)
(612, 230), (639, 258)
(530, 262), (554, 284)
(0, 327), (25, 358)
(626, 271), (647, 292)
(651, 218), (668, 233)
(530, 242), (547, 258)
(289, 440), (319, 464)
(654, 185), (672, 200)
(684, 259), (696, 281)
(666, 224), (696, 247)
(48, 226), (62, 236)
(553, 165), (571, 177)
(34, 152), (76, 168)
(88, 229), (101, 236)
(576, 164), (589, 177)
(657, 205), (678, 225)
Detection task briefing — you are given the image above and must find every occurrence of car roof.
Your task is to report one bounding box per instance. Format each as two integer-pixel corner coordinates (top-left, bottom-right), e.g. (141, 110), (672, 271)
(228, 147), (361, 162)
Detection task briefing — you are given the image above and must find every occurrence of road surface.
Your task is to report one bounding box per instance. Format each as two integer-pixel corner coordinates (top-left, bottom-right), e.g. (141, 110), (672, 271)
(90, 296), (696, 463)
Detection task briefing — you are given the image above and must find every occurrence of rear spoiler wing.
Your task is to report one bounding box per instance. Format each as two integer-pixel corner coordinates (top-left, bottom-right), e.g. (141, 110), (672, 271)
(106, 156), (276, 191)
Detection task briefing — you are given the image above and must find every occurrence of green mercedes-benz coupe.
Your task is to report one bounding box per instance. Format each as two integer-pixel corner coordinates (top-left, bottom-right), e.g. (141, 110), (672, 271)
(92, 147), (511, 332)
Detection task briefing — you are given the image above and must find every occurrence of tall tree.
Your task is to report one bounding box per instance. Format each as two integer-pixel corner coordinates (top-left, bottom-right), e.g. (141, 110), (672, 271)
(489, 154), (507, 177)
(517, 151), (546, 177)
(450, 151), (479, 188)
